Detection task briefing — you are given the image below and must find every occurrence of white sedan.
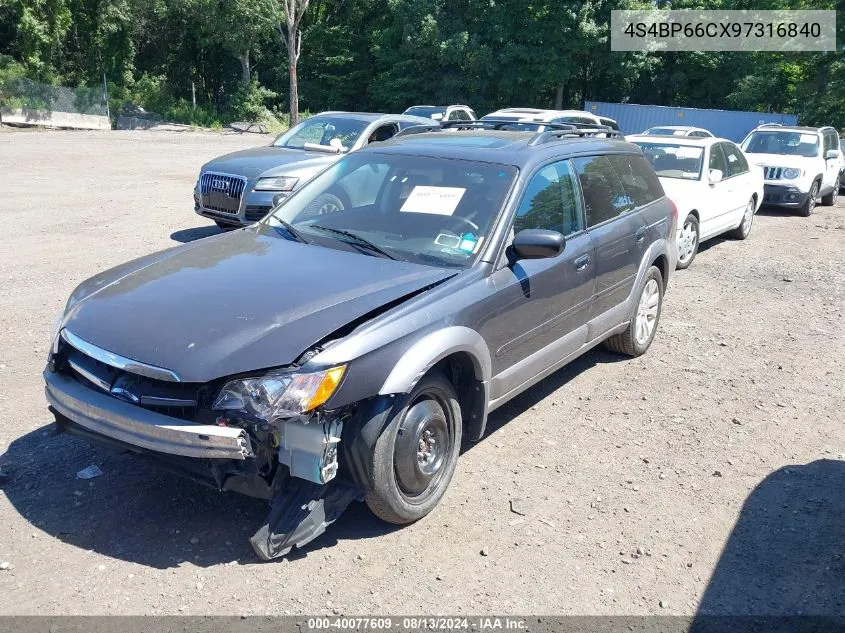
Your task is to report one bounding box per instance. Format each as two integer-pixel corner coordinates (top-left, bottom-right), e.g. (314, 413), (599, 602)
(629, 135), (764, 269)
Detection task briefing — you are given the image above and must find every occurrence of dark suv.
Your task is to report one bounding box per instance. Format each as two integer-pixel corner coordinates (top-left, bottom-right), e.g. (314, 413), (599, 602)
(44, 122), (678, 560)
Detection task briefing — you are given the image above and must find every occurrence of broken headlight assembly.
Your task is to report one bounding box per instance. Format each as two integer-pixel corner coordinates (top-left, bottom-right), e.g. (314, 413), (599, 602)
(212, 365), (346, 423)
(213, 366), (347, 485)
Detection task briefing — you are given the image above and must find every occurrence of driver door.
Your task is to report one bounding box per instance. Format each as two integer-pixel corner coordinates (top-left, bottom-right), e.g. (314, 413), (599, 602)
(481, 160), (595, 402)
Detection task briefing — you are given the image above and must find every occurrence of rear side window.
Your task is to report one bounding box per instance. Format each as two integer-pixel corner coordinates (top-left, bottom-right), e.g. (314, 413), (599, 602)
(721, 142), (749, 177)
(514, 160), (584, 236)
(572, 155), (634, 227)
(607, 154), (664, 207)
(600, 118), (620, 131)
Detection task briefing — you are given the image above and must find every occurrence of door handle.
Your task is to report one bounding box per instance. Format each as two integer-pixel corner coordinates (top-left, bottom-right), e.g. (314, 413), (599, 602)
(574, 254), (590, 272)
(635, 227), (647, 243)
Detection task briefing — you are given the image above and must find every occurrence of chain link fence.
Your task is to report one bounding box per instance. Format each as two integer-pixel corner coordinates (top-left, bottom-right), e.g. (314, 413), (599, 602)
(0, 76), (108, 115)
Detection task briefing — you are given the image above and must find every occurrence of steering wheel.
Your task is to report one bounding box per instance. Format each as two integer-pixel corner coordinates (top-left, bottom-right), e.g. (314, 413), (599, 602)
(448, 216), (479, 234)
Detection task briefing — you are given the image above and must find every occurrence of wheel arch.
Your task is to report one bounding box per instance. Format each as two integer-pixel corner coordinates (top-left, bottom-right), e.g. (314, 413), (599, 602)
(378, 327), (492, 441)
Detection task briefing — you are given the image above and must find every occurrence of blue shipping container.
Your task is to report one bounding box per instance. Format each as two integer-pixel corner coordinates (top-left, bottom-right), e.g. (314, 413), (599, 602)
(584, 101), (798, 142)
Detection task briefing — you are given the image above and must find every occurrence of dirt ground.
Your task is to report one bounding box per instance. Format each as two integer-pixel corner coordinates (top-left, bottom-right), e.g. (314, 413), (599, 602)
(0, 129), (844, 617)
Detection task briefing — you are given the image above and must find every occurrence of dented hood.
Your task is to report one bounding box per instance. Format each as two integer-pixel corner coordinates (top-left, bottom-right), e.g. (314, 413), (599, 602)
(63, 227), (454, 382)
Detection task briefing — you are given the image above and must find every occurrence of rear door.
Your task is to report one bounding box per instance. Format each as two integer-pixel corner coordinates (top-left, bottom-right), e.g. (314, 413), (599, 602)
(572, 155), (644, 320)
(484, 160), (595, 400)
(822, 131), (841, 191)
(720, 142), (753, 228)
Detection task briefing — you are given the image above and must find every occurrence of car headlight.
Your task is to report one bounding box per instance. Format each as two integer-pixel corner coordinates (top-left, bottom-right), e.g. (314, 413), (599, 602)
(212, 366), (346, 421)
(782, 168), (802, 180)
(254, 176), (299, 192)
(49, 309), (64, 356)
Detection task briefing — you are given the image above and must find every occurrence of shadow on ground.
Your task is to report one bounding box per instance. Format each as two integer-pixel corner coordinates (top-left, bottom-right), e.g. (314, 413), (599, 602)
(170, 225), (222, 243)
(0, 347), (625, 568)
(689, 459), (845, 629)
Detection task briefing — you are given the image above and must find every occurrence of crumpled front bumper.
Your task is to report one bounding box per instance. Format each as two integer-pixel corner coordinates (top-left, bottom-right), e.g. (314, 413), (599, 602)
(44, 369), (253, 460)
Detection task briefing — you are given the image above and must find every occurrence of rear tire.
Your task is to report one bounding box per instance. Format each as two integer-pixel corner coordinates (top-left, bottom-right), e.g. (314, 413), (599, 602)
(365, 370), (462, 524)
(729, 197), (755, 240)
(799, 181), (819, 217)
(821, 178), (839, 206)
(604, 266), (664, 358)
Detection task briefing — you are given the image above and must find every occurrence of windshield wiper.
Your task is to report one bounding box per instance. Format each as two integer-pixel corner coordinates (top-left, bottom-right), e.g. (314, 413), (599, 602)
(273, 218), (309, 243)
(309, 224), (404, 261)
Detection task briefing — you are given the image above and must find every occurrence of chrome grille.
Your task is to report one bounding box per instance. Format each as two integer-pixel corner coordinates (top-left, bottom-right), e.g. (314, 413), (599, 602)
(60, 341), (200, 422)
(199, 172), (247, 214)
(764, 167), (783, 180)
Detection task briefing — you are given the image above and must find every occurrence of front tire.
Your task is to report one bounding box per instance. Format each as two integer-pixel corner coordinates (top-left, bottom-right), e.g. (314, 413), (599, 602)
(676, 214), (699, 270)
(365, 370), (462, 524)
(729, 197), (755, 240)
(821, 178), (839, 206)
(799, 181), (819, 217)
(604, 266), (664, 358)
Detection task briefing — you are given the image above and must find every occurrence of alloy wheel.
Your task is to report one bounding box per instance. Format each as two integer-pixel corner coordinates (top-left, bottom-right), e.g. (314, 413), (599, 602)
(634, 279), (660, 346)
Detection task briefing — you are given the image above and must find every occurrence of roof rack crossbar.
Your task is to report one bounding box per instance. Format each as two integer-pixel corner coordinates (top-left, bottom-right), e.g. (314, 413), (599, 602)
(440, 119), (582, 131)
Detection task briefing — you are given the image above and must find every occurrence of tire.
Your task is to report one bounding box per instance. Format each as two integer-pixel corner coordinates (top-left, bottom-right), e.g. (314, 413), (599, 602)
(821, 178), (839, 206)
(603, 266), (664, 358)
(303, 192), (345, 218)
(799, 181), (819, 217)
(676, 214), (699, 270)
(214, 220), (238, 230)
(729, 197), (756, 240)
(365, 370), (462, 524)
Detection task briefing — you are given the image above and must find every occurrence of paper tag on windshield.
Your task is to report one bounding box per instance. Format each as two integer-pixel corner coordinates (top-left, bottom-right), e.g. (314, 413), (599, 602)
(799, 134), (817, 144)
(676, 146), (701, 159)
(401, 186), (465, 216)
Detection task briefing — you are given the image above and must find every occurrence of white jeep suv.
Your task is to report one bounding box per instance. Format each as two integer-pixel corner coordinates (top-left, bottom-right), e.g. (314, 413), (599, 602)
(741, 124), (843, 216)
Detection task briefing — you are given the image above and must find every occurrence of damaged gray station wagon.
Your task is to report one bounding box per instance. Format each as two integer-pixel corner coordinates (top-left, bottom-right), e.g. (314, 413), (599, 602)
(45, 121), (678, 559)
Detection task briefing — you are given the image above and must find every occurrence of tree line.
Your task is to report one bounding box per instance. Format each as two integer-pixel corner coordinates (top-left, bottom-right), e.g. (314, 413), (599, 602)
(0, 0), (842, 130)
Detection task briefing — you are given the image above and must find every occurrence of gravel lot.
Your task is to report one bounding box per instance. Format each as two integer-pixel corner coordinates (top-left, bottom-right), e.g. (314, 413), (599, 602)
(1, 129), (844, 616)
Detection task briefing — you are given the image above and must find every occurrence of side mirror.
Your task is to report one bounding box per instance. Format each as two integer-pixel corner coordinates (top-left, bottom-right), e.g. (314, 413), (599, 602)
(826, 149), (841, 160)
(709, 169), (723, 184)
(512, 229), (566, 260)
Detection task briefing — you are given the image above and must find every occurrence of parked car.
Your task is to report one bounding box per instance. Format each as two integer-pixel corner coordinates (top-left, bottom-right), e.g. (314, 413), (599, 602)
(193, 112), (434, 228)
(481, 108), (620, 133)
(641, 125), (714, 138)
(740, 124), (843, 216)
(402, 104), (476, 122)
(46, 124), (676, 560)
(629, 135), (763, 269)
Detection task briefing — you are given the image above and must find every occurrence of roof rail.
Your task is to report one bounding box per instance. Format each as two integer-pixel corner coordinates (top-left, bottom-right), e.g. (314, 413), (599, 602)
(391, 123), (443, 138)
(758, 123), (783, 127)
(528, 123), (625, 144)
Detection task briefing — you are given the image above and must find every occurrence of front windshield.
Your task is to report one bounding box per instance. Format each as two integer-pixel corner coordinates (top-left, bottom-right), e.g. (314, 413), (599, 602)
(645, 128), (685, 136)
(273, 116), (368, 151)
(265, 153), (517, 268)
(404, 106), (447, 120)
(742, 131), (819, 157)
(634, 142), (704, 180)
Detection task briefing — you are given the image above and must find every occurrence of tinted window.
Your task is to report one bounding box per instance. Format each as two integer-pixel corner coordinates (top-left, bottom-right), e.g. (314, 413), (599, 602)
(709, 144), (728, 175)
(607, 154), (664, 207)
(600, 118), (620, 131)
(514, 161), (584, 236)
(454, 109), (472, 121)
(404, 106), (447, 120)
(572, 155), (634, 227)
(722, 143), (748, 178)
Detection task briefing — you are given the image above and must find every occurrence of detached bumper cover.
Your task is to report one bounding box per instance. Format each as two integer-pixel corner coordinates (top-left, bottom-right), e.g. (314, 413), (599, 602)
(44, 369), (252, 460)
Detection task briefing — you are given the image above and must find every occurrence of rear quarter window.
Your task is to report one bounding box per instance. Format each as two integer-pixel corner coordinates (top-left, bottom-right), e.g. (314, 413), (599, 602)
(607, 154), (664, 207)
